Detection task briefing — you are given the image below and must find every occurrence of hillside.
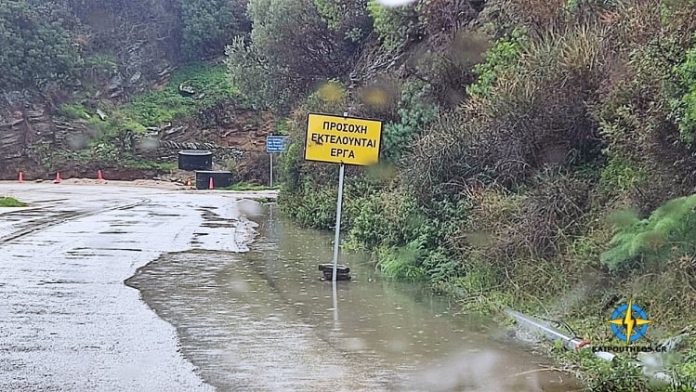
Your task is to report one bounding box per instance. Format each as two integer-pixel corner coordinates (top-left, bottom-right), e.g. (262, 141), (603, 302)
(0, 0), (272, 181)
(231, 0), (695, 390)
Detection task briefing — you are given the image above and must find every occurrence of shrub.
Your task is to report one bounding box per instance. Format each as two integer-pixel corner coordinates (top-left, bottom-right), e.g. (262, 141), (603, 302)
(601, 194), (696, 271)
(407, 25), (607, 198)
(367, 0), (421, 52)
(417, 0), (482, 47)
(176, 0), (249, 59)
(466, 31), (526, 98)
(226, 0), (361, 112)
(377, 240), (427, 280)
(278, 180), (339, 230)
(381, 80), (439, 162)
(599, 155), (646, 196)
(597, 34), (696, 211)
(571, 349), (652, 392)
(348, 189), (422, 248)
(504, 171), (592, 258)
(454, 171), (591, 262)
(0, 0), (81, 90)
(313, 0), (372, 42)
(674, 34), (696, 144)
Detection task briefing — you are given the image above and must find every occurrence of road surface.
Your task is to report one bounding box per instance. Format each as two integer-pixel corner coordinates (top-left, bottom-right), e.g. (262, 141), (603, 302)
(0, 183), (577, 392)
(0, 183), (267, 391)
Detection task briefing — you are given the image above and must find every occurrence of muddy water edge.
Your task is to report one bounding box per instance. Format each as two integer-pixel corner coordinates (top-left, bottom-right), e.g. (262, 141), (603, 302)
(126, 204), (580, 391)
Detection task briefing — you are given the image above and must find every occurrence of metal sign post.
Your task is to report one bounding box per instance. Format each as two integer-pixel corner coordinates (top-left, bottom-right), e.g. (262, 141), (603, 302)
(269, 153), (273, 188)
(331, 162), (346, 282)
(266, 136), (288, 188)
(304, 112), (383, 282)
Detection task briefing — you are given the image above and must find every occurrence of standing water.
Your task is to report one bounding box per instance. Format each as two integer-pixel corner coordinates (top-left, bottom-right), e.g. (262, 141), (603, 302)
(127, 204), (579, 391)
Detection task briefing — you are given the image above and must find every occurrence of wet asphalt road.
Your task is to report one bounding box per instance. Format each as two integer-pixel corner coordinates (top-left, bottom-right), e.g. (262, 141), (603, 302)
(1, 183), (577, 392)
(0, 183), (265, 391)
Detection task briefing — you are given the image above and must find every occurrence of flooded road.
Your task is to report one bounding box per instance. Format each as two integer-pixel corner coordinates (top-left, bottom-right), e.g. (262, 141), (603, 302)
(128, 205), (579, 391)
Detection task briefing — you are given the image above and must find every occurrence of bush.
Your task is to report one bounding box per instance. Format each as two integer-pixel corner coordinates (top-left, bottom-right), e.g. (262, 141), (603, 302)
(417, 0), (482, 47)
(278, 180), (339, 230)
(504, 171), (592, 258)
(599, 155), (646, 196)
(348, 189), (422, 248)
(466, 31), (526, 98)
(226, 0), (362, 112)
(381, 80), (439, 162)
(601, 194), (696, 272)
(571, 349), (653, 392)
(453, 170), (591, 262)
(597, 33), (696, 211)
(0, 0), (81, 89)
(674, 34), (696, 145)
(367, 0), (421, 52)
(407, 25), (607, 198)
(313, 0), (372, 42)
(377, 240), (427, 280)
(176, 0), (249, 59)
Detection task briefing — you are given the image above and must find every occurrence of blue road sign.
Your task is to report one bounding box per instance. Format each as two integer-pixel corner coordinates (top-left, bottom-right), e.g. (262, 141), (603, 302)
(266, 136), (288, 153)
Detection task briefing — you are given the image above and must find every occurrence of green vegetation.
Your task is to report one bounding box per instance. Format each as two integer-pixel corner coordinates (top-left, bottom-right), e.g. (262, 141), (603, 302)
(675, 35), (696, 144)
(123, 64), (238, 127)
(367, 0), (419, 52)
(381, 80), (439, 162)
(176, 0), (249, 59)
(0, 197), (27, 208)
(60, 64), (237, 130)
(51, 63), (237, 170)
(256, 1), (696, 389)
(313, 0), (372, 41)
(225, 0), (367, 112)
(601, 195), (696, 271)
(121, 160), (176, 171)
(222, 182), (278, 191)
(0, 0), (81, 89)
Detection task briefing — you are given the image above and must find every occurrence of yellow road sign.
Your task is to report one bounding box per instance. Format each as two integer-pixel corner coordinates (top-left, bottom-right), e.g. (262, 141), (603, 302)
(305, 113), (382, 166)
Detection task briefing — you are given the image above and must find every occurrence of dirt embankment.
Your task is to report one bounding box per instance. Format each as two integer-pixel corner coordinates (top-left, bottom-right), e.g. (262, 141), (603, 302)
(0, 2), (274, 183)
(0, 96), (275, 182)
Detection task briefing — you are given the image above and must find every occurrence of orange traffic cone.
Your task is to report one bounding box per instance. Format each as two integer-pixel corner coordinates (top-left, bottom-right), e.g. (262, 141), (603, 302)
(97, 170), (104, 182)
(18, 171), (24, 183)
(53, 172), (62, 184)
(208, 177), (214, 190)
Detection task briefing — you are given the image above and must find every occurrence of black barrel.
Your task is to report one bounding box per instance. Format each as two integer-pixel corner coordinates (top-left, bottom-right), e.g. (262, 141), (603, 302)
(195, 170), (234, 190)
(178, 150), (213, 171)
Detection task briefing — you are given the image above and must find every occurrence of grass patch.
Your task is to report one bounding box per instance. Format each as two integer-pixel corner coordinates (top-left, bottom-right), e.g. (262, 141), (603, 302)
(58, 63), (239, 137)
(121, 159), (177, 171)
(123, 63), (238, 128)
(0, 197), (27, 207)
(222, 182), (278, 191)
(48, 63), (240, 172)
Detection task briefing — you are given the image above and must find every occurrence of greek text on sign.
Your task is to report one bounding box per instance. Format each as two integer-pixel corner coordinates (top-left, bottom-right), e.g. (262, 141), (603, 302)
(305, 113), (382, 166)
(266, 135), (288, 153)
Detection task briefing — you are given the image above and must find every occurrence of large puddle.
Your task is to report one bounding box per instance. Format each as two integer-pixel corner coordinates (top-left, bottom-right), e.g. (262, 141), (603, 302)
(127, 205), (579, 391)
